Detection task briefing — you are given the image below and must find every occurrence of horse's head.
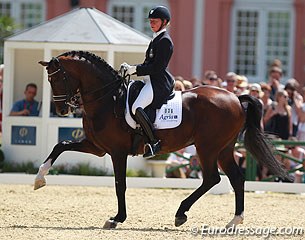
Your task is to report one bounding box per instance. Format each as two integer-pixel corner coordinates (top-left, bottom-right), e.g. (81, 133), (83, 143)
(39, 57), (80, 116)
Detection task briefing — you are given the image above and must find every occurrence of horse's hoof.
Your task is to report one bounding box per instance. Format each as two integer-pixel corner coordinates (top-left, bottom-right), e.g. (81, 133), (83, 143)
(175, 216), (187, 227)
(225, 213), (244, 229)
(103, 219), (118, 229)
(34, 176), (46, 190)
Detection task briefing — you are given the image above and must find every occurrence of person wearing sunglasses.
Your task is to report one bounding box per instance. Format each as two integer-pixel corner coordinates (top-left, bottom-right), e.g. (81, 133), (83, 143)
(224, 72), (237, 93)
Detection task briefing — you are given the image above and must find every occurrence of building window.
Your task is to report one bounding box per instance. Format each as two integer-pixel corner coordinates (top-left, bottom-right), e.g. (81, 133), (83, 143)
(0, 0), (45, 63)
(265, 11), (291, 78)
(21, 2), (43, 28)
(0, 0), (45, 29)
(230, 1), (294, 82)
(234, 10), (258, 77)
(112, 6), (135, 28)
(0, 2), (11, 16)
(108, 0), (169, 37)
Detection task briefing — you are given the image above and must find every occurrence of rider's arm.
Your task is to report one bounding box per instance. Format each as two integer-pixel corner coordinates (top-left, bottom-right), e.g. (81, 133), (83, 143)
(136, 38), (173, 76)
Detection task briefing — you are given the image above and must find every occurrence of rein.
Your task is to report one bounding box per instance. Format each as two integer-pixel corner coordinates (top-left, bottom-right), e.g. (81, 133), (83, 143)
(80, 78), (123, 104)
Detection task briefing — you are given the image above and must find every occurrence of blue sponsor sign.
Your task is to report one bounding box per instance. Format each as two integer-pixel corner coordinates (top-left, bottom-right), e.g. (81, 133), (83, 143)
(58, 127), (85, 142)
(11, 126), (36, 145)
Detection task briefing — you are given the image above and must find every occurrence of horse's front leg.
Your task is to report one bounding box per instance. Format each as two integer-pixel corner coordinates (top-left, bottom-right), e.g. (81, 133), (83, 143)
(34, 139), (105, 190)
(103, 152), (128, 229)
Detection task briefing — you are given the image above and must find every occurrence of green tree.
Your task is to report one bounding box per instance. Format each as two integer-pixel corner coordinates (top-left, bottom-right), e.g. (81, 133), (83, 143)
(0, 16), (17, 63)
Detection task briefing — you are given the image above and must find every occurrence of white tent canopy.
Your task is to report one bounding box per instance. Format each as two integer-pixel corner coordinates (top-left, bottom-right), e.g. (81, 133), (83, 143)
(3, 8), (149, 172)
(7, 7), (150, 45)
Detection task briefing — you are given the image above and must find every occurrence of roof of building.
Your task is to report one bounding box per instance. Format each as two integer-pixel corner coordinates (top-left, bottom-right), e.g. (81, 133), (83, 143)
(6, 7), (150, 45)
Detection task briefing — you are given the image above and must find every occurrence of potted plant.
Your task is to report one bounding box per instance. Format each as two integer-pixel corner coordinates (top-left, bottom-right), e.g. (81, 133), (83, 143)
(146, 153), (170, 178)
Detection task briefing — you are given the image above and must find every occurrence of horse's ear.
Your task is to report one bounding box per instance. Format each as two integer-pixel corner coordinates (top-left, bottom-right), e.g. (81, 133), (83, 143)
(38, 61), (49, 67)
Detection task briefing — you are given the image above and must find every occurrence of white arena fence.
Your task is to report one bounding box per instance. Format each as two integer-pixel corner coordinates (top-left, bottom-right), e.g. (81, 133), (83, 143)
(0, 173), (304, 194)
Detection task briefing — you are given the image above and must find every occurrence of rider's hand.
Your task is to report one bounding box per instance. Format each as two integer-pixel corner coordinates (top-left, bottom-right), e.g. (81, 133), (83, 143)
(120, 62), (136, 75)
(120, 62), (129, 70)
(126, 65), (136, 75)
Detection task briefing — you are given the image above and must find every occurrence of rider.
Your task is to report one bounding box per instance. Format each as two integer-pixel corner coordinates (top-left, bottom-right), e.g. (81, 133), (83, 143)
(121, 6), (175, 158)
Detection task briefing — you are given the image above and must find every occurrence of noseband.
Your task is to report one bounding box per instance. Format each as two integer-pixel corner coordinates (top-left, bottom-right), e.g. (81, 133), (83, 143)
(48, 58), (80, 109)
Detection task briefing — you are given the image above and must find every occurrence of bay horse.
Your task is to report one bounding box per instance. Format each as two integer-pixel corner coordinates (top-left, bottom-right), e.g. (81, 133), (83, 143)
(35, 51), (288, 229)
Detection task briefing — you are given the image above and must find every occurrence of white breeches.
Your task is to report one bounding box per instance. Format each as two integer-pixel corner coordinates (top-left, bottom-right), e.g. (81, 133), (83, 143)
(132, 77), (154, 115)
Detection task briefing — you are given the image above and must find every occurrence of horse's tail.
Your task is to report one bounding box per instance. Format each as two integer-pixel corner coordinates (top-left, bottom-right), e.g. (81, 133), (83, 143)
(238, 95), (289, 180)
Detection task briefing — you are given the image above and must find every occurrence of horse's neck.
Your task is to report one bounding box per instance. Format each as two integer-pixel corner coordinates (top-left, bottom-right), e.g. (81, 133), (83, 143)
(75, 64), (111, 94)
(78, 68), (119, 113)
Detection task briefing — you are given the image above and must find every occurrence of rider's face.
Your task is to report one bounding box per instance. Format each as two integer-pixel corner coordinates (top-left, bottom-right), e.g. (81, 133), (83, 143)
(149, 18), (162, 32)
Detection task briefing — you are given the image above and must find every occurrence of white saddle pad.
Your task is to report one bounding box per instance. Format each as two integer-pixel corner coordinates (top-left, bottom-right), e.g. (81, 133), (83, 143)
(125, 90), (182, 130)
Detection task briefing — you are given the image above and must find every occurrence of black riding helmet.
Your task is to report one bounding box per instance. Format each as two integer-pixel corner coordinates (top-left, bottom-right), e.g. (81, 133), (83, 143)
(148, 6), (171, 22)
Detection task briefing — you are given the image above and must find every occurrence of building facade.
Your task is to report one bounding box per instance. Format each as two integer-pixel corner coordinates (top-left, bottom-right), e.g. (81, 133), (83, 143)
(1, 0), (305, 84)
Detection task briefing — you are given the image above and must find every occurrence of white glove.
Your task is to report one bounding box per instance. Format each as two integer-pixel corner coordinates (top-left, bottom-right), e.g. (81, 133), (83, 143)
(120, 62), (136, 75)
(120, 62), (129, 69)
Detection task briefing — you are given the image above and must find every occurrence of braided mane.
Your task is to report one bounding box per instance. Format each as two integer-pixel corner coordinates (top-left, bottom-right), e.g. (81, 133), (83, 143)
(57, 50), (123, 82)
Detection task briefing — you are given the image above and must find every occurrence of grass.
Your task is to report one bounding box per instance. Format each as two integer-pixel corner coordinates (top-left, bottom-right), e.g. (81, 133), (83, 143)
(0, 160), (149, 177)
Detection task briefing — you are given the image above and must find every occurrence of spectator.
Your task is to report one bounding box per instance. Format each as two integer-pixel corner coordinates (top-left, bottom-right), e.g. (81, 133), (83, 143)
(174, 80), (185, 91)
(214, 77), (223, 88)
(182, 80), (193, 90)
(0, 64), (3, 131)
(268, 66), (284, 101)
(293, 90), (305, 142)
(166, 148), (190, 178)
(249, 83), (264, 129)
(260, 82), (273, 115)
(202, 70), (218, 86)
(234, 149), (246, 176)
(270, 58), (282, 68)
(300, 86), (305, 101)
(189, 77), (201, 87)
(260, 82), (276, 133)
(249, 83), (263, 100)
(287, 142), (305, 183)
(184, 145), (202, 178)
(264, 90), (292, 139)
(235, 75), (248, 96)
(174, 75), (184, 82)
(224, 72), (237, 93)
(285, 79), (302, 136)
(10, 83), (40, 116)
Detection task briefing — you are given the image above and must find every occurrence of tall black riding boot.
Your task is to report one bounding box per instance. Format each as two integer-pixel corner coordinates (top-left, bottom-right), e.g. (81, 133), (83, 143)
(135, 107), (161, 158)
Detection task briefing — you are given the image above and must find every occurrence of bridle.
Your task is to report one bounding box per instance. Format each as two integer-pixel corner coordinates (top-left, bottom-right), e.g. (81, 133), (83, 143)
(48, 57), (80, 109)
(47, 57), (125, 110)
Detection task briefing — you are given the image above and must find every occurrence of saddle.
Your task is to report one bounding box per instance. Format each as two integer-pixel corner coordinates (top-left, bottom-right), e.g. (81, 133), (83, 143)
(115, 80), (182, 155)
(127, 81), (175, 123)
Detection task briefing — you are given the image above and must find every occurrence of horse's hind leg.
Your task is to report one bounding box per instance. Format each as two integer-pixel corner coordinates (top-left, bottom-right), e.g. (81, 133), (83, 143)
(175, 148), (220, 227)
(34, 139), (105, 190)
(218, 144), (245, 228)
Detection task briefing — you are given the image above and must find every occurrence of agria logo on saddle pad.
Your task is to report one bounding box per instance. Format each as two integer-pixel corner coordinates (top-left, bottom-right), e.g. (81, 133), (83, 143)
(157, 108), (178, 121)
(125, 91), (182, 130)
(154, 91), (182, 129)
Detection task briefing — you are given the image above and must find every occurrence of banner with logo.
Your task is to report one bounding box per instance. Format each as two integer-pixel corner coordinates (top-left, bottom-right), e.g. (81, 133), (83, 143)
(58, 127), (85, 142)
(11, 126), (36, 145)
